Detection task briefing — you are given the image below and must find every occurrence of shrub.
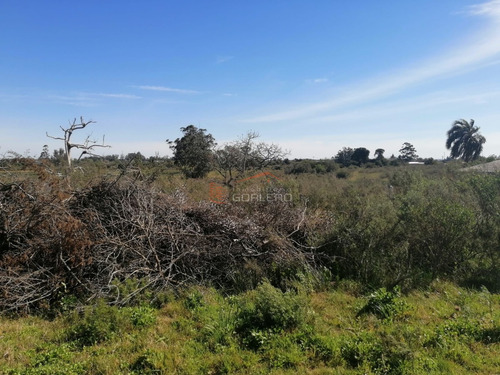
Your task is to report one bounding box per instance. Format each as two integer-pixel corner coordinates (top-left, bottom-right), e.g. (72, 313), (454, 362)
(261, 334), (306, 369)
(130, 305), (156, 328)
(356, 287), (408, 320)
(17, 344), (86, 375)
(397, 185), (477, 281)
(235, 281), (310, 349)
(340, 333), (411, 374)
(336, 170), (349, 179)
(65, 301), (129, 347)
(184, 289), (205, 311)
(425, 317), (500, 347)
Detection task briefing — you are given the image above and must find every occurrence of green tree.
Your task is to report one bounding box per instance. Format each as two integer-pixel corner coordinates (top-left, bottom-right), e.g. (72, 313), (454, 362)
(125, 152), (146, 162)
(398, 142), (418, 162)
(39, 144), (50, 159)
(446, 118), (486, 162)
(52, 148), (65, 165)
(168, 125), (215, 178)
(351, 147), (370, 166)
(335, 147), (354, 167)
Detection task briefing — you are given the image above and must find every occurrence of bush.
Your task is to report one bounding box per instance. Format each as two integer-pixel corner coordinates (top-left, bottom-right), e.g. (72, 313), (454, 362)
(1, 159), (499, 314)
(356, 287), (408, 320)
(130, 305), (156, 327)
(426, 317), (500, 347)
(316, 170), (498, 290)
(336, 170), (349, 179)
(340, 333), (411, 374)
(235, 281), (310, 349)
(63, 300), (157, 348)
(16, 344), (86, 375)
(65, 302), (123, 347)
(261, 335), (306, 369)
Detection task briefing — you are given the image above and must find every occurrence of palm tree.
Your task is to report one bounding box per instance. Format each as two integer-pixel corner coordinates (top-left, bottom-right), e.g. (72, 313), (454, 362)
(374, 148), (385, 160)
(446, 119), (486, 162)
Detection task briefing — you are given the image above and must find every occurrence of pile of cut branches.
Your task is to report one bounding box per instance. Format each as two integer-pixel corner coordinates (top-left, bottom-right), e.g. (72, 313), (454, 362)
(0, 162), (313, 313)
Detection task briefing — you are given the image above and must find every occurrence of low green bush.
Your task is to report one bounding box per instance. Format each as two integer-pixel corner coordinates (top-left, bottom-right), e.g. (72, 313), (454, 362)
(237, 282), (308, 330)
(340, 332), (411, 374)
(357, 287), (408, 320)
(130, 305), (157, 328)
(336, 170), (349, 179)
(65, 301), (126, 348)
(64, 300), (155, 348)
(13, 344), (86, 375)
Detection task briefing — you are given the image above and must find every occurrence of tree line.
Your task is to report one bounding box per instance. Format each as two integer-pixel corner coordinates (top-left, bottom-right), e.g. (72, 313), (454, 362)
(3, 117), (489, 178)
(167, 118), (488, 179)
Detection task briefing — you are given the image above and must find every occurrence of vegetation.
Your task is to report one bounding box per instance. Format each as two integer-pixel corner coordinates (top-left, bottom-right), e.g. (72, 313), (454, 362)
(0, 280), (498, 374)
(0, 119), (499, 373)
(398, 142), (418, 162)
(1, 157), (499, 311)
(335, 147), (355, 167)
(167, 125), (216, 178)
(46, 117), (110, 168)
(213, 131), (287, 186)
(446, 119), (486, 162)
(351, 147), (370, 166)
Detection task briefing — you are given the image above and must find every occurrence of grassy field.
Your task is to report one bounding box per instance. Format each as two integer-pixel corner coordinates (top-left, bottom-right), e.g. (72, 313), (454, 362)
(1, 158), (499, 374)
(0, 280), (499, 374)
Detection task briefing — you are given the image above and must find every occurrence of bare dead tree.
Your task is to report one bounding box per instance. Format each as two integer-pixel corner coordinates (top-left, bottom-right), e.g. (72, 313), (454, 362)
(46, 117), (110, 168)
(213, 131), (289, 186)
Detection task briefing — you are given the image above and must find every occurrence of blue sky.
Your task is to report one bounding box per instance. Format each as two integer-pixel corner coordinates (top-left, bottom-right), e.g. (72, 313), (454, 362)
(1, 0), (499, 159)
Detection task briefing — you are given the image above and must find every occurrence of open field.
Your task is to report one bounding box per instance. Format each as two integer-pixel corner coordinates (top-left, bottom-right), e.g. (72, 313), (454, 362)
(0, 281), (499, 374)
(1, 158), (499, 374)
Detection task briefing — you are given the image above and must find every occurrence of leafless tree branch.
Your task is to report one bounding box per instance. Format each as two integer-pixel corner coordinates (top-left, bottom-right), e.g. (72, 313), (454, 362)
(46, 116), (110, 169)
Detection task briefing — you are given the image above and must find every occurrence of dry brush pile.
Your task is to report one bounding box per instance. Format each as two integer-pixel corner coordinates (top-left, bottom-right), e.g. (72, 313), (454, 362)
(2, 160), (498, 314)
(0, 161), (314, 313)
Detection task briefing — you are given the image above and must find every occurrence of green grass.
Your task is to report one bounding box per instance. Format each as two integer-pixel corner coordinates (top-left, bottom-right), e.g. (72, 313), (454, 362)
(1, 280), (498, 374)
(1, 158), (499, 373)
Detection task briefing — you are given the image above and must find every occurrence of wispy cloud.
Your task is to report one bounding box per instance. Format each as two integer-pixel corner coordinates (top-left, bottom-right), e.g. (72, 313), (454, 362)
(216, 55), (234, 64)
(312, 90), (500, 125)
(47, 92), (141, 106)
(306, 78), (329, 84)
(243, 0), (500, 123)
(48, 94), (98, 107)
(467, 0), (500, 18)
(96, 93), (142, 99)
(136, 85), (201, 94)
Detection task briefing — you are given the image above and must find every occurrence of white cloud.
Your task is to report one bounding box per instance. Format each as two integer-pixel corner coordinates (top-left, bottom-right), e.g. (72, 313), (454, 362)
(96, 93), (142, 99)
(136, 85), (201, 94)
(242, 1), (500, 124)
(311, 90), (500, 125)
(306, 78), (329, 84)
(467, 0), (500, 18)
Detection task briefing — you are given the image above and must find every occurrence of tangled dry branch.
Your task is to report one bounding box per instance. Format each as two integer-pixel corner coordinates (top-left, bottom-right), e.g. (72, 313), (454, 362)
(0, 162), (313, 313)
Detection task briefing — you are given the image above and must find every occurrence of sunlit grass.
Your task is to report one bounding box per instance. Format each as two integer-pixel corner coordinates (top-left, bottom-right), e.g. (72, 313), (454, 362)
(1, 281), (498, 374)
